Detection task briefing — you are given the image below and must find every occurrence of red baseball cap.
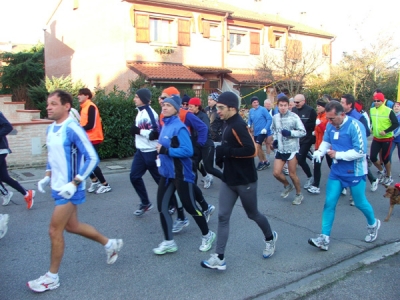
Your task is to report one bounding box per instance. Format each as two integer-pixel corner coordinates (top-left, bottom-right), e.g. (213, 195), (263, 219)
(188, 97), (201, 106)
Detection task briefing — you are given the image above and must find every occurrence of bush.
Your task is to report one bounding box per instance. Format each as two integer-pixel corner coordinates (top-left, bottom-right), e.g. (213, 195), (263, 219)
(94, 87), (136, 159)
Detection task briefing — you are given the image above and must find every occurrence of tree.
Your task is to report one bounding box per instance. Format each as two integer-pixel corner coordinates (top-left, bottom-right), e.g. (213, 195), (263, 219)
(257, 41), (328, 97)
(0, 44), (44, 108)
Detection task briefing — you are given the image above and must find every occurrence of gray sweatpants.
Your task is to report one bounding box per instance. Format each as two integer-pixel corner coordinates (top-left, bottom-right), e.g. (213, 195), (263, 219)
(216, 181), (273, 255)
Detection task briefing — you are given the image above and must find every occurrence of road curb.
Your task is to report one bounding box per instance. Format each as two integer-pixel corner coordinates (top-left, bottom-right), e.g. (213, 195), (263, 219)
(255, 242), (400, 300)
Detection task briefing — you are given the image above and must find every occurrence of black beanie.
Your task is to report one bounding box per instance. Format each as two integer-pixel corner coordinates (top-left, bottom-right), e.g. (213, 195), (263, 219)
(251, 96), (259, 104)
(218, 92), (239, 109)
(136, 88), (151, 105)
(181, 94), (190, 104)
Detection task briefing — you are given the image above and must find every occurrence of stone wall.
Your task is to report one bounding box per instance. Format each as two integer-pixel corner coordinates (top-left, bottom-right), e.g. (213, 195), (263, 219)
(0, 95), (52, 168)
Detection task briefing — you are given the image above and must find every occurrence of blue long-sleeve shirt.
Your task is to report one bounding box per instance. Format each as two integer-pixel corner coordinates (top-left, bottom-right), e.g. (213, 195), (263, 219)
(248, 105), (272, 136)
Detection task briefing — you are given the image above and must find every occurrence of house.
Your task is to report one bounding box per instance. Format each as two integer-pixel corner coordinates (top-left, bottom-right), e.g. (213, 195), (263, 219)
(44, 0), (334, 98)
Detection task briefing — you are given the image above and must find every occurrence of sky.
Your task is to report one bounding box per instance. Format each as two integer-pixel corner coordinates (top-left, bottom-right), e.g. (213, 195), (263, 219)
(1, 0), (399, 64)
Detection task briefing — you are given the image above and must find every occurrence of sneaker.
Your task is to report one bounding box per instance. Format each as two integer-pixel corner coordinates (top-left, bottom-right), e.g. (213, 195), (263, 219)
(0, 214), (9, 239)
(27, 274), (60, 292)
(134, 203), (154, 216)
(263, 231), (278, 258)
(349, 196), (354, 206)
(280, 184), (294, 198)
(307, 186), (320, 194)
(96, 184), (112, 194)
(203, 204), (215, 223)
(264, 161), (271, 168)
(105, 239), (123, 264)
(341, 188), (347, 196)
(383, 176), (393, 185)
(303, 177), (313, 189)
(256, 162), (265, 171)
(370, 179), (379, 192)
(24, 190), (35, 210)
(365, 219), (381, 242)
(199, 231), (216, 252)
(377, 170), (386, 183)
(172, 218), (190, 233)
(203, 174), (213, 189)
(2, 191), (13, 206)
(153, 240), (178, 255)
(308, 234), (329, 251)
(87, 180), (101, 193)
(292, 193), (304, 205)
(201, 253), (226, 270)
(282, 167), (289, 175)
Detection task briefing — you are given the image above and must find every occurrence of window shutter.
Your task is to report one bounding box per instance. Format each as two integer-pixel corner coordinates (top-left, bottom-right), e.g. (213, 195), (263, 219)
(202, 21), (210, 38)
(135, 14), (149, 43)
(287, 39), (302, 60)
(178, 19), (191, 46)
(268, 27), (276, 48)
(250, 32), (260, 55)
(198, 15), (203, 33)
(322, 44), (330, 56)
(73, 0), (79, 10)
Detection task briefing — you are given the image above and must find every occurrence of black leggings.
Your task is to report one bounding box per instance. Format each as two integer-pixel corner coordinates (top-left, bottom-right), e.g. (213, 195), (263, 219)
(0, 154), (26, 195)
(296, 142), (313, 178)
(158, 177), (209, 240)
(370, 139), (393, 165)
(90, 144), (106, 183)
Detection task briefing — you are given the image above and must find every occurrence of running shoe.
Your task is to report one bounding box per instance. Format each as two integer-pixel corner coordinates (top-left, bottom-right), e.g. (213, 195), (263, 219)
(105, 239), (123, 264)
(349, 196), (354, 206)
(292, 194), (304, 205)
(383, 176), (393, 186)
(303, 177), (313, 189)
(308, 234), (329, 251)
(203, 174), (213, 189)
(307, 186), (320, 194)
(365, 219), (381, 242)
(370, 179), (379, 192)
(199, 231), (216, 252)
(0, 214), (9, 239)
(134, 203), (153, 216)
(172, 218), (189, 233)
(27, 274), (60, 292)
(280, 184), (294, 198)
(153, 240), (178, 255)
(377, 170), (386, 183)
(282, 167), (289, 175)
(96, 184), (112, 194)
(24, 190), (35, 210)
(201, 253), (226, 270)
(341, 188), (347, 196)
(203, 204), (215, 223)
(2, 191), (13, 206)
(264, 161), (271, 168)
(256, 162), (264, 171)
(87, 181), (101, 193)
(263, 231), (278, 258)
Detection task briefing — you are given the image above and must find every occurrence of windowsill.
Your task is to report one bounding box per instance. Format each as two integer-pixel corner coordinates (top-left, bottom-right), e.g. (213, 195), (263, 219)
(228, 51), (249, 56)
(150, 42), (177, 48)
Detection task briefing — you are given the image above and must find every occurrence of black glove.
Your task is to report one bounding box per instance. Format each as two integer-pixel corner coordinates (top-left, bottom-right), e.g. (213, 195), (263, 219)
(281, 129), (291, 137)
(149, 131), (159, 141)
(170, 136), (180, 148)
(273, 140), (278, 149)
(158, 146), (168, 155)
(130, 125), (141, 136)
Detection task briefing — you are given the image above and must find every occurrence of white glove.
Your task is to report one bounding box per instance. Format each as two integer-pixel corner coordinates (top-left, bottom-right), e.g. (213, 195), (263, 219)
(57, 182), (77, 199)
(316, 119), (321, 125)
(312, 150), (323, 163)
(312, 131), (315, 136)
(261, 128), (267, 134)
(38, 176), (50, 193)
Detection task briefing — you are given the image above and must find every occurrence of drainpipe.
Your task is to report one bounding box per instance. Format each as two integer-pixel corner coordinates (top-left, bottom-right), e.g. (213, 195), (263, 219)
(329, 37), (336, 71)
(221, 12), (229, 68)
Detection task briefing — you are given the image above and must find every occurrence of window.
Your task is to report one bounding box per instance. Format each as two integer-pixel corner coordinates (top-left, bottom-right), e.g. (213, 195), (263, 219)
(150, 18), (173, 44)
(268, 27), (287, 49)
(209, 80), (219, 89)
(209, 24), (220, 39)
(229, 32), (246, 52)
(274, 33), (285, 49)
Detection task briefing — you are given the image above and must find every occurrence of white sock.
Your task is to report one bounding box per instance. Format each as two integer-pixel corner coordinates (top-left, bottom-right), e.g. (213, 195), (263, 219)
(164, 240), (175, 245)
(47, 271), (58, 279)
(104, 239), (113, 249)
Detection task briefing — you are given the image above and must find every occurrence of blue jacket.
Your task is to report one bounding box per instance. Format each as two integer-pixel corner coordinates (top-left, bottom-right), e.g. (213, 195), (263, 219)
(248, 105), (272, 136)
(0, 112), (13, 154)
(393, 112), (400, 143)
(346, 108), (370, 137)
(158, 115), (195, 183)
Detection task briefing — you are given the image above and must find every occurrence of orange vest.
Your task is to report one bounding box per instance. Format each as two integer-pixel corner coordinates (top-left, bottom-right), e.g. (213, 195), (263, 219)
(80, 100), (104, 143)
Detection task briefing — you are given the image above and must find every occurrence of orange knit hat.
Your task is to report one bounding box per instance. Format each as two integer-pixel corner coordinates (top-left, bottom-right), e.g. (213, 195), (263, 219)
(162, 87), (180, 96)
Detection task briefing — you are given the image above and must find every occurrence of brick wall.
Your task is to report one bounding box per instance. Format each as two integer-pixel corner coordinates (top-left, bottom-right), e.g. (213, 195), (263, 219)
(0, 95), (52, 168)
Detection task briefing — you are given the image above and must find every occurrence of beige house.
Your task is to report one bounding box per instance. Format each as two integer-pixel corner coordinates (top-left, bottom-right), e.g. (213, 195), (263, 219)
(44, 0), (335, 96)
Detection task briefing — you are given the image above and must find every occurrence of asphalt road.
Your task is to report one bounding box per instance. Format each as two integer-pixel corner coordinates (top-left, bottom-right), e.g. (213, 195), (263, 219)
(1, 154), (400, 299)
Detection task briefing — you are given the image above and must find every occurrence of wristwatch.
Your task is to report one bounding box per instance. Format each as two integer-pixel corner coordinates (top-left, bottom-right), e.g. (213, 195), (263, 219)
(73, 179), (81, 186)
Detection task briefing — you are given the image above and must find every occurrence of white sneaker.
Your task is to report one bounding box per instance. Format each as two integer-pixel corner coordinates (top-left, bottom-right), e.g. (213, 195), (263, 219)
(203, 174), (213, 189)
(27, 274), (60, 292)
(153, 240), (178, 255)
(96, 184), (112, 194)
(0, 214), (9, 239)
(263, 231), (278, 258)
(365, 219), (381, 242)
(303, 177), (313, 189)
(383, 176), (393, 185)
(308, 234), (330, 251)
(377, 170), (386, 183)
(307, 186), (320, 194)
(280, 184), (294, 198)
(105, 239), (123, 264)
(87, 181), (101, 193)
(201, 253), (226, 270)
(370, 179), (379, 192)
(199, 231), (216, 252)
(2, 191), (13, 206)
(203, 204), (215, 223)
(341, 188), (347, 196)
(292, 194), (304, 205)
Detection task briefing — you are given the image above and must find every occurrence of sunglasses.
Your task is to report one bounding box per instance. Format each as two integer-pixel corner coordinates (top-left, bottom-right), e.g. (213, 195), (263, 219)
(373, 100), (382, 103)
(159, 96), (167, 100)
(294, 101), (302, 104)
(182, 103), (188, 106)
